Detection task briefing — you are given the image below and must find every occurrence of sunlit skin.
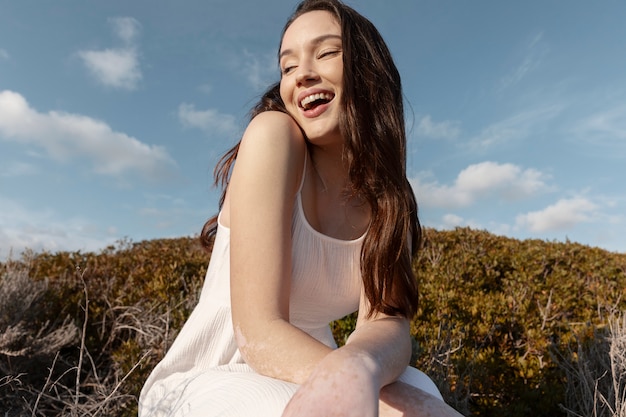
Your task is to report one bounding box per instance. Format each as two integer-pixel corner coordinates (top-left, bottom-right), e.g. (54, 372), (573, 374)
(220, 10), (463, 417)
(279, 10), (344, 148)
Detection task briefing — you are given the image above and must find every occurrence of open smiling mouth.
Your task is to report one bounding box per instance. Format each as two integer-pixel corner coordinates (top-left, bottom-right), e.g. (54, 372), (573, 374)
(300, 93), (334, 111)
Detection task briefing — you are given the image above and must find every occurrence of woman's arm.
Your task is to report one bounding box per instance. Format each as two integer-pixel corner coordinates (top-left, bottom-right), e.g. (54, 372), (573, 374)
(280, 286), (411, 416)
(226, 111), (332, 384)
(283, 284), (464, 417)
(344, 288), (413, 387)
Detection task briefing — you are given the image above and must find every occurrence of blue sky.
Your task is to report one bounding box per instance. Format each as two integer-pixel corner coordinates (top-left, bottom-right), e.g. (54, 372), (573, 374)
(1, 0), (625, 259)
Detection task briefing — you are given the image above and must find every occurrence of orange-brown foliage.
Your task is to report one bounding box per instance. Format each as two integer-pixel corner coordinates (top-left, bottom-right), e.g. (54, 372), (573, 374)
(1, 228), (624, 416)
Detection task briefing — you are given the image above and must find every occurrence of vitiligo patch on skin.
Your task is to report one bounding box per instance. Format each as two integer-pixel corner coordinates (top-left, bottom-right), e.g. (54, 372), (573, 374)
(234, 325), (247, 349)
(234, 324), (312, 383)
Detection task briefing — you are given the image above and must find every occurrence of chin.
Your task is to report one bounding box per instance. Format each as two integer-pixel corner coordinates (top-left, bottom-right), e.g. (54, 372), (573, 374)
(303, 127), (342, 145)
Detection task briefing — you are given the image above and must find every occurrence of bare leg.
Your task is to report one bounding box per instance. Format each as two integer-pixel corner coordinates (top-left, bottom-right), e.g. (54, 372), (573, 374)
(380, 381), (464, 417)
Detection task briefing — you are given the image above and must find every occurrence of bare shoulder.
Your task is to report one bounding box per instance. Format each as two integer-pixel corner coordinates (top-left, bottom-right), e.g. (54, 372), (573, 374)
(222, 112), (306, 226)
(242, 111), (304, 148)
(234, 111), (306, 189)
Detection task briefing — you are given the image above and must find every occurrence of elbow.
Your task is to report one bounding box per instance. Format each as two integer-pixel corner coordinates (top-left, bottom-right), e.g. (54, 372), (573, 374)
(233, 319), (285, 376)
(234, 323), (261, 369)
(234, 326), (264, 374)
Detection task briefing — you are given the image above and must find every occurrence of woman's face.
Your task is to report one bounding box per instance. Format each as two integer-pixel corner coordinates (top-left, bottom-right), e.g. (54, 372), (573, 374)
(279, 10), (343, 145)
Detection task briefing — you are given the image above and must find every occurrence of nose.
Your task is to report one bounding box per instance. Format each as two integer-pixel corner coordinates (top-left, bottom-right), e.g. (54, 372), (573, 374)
(295, 63), (319, 85)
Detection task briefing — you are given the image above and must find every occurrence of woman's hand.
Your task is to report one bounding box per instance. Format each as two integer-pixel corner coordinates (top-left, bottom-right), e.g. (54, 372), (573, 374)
(282, 348), (380, 417)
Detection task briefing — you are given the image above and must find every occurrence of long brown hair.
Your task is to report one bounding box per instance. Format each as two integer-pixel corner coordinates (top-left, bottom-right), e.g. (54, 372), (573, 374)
(201, 0), (421, 319)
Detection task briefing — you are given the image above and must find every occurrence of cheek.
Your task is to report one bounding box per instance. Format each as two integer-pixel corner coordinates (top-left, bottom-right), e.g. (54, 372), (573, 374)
(279, 81), (290, 107)
(279, 81), (299, 118)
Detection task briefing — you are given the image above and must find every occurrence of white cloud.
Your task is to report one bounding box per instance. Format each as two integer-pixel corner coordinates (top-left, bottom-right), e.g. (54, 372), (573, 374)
(516, 197), (598, 232)
(468, 105), (561, 149)
(0, 49), (9, 60)
(178, 103), (238, 137)
(109, 17), (141, 44)
(0, 161), (38, 177)
(241, 49), (279, 91)
(0, 196), (117, 260)
(498, 31), (547, 92)
(437, 214), (513, 238)
(456, 162), (547, 198)
(414, 115), (460, 140)
(198, 83), (213, 95)
(78, 17), (142, 90)
(437, 213), (487, 232)
(411, 161), (550, 209)
(575, 105), (626, 142)
(79, 48), (141, 90)
(442, 213), (464, 227)
(0, 90), (176, 180)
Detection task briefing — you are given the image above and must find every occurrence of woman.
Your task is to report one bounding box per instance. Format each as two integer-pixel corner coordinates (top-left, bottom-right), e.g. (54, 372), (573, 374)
(139, 1), (462, 416)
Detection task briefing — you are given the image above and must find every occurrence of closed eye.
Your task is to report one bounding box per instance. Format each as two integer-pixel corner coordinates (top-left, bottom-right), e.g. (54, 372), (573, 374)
(319, 50), (340, 59)
(281, 65), (296, 75)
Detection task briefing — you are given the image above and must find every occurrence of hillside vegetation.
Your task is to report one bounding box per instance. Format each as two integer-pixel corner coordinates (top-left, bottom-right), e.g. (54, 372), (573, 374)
(1, 227), (625, 416)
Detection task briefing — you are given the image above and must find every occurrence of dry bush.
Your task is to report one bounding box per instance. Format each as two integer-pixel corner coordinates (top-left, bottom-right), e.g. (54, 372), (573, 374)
(1, 238), (207, 416)
(606, 315), (626, 417)
(0, 261), (77, 361)
(411, 315), (472, 416)
(558, 314), (626, 417)
(0, 260), (78, 415)
(2, 229), (625, 417)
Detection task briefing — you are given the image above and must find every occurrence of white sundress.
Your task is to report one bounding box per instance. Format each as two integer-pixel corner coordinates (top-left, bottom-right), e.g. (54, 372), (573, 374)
(138, 159), (442, 416)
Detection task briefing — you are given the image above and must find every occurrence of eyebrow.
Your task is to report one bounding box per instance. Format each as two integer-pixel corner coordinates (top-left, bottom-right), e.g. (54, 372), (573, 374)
(279, 34), (342, 60)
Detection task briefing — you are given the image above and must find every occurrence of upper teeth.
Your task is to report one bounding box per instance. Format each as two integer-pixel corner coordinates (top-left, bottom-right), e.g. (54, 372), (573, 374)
(300, 93), (332, 108)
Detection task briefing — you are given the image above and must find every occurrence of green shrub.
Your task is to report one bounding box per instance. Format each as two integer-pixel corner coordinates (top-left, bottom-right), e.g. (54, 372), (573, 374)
(1, 228), (624, 416)
(409, 228), (626, 416)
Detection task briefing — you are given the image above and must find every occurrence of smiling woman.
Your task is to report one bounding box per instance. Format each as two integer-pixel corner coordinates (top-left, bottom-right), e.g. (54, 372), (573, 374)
(279, 11), (344, 147)
(138, 1), (463, 416)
